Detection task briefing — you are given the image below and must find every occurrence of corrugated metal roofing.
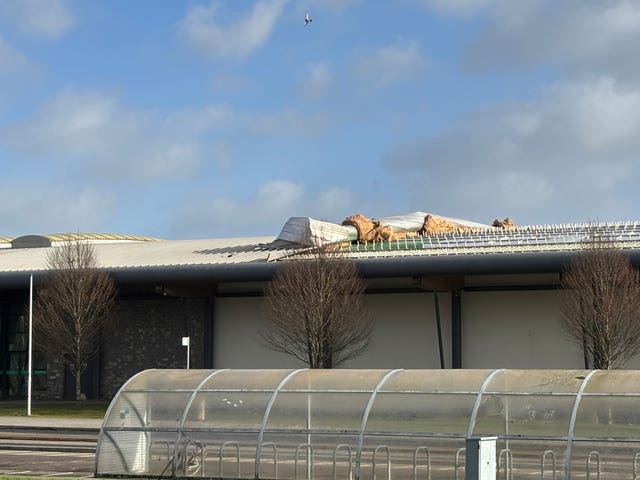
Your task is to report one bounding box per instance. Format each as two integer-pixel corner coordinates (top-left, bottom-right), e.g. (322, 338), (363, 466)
(1, 222), (640, 279)
(0, 236), (285, 273)
(42, 232), (160, 242)
(2, 232), (159, 250)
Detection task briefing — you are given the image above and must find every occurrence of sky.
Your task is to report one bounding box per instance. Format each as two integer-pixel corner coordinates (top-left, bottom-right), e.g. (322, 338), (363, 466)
(1, 0), (640, 240)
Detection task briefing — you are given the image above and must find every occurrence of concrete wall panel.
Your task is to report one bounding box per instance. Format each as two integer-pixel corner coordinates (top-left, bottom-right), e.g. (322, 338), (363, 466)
(345, 292), (451, 368)
(214, 292), (452, 369)
(214, 297), (293, 368)
(461, 290), (583, 369)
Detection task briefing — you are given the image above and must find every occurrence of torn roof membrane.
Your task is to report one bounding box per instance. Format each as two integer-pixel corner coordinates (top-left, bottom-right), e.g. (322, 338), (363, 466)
(277, 212), (497, 247)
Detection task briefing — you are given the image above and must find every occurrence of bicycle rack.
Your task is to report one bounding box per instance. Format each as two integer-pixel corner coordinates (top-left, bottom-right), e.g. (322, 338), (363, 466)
(498, 448), (513, 480)
(413, 446), (431, 480)
(333, 444), (352, 480)
(541, 450), (557, 480)
(259, 442), (278, 480)
(295, 443), (315, 480)
(373, 445), (391, 480)
(586, 451), (601, 480)
(184, 439), (205, 477)
(454, 448), (465, 480)
(149, 440), (173, 476)
(634, 452), (640, 480)
(149, 440), (171, 460)
(216, 441), (240, 478)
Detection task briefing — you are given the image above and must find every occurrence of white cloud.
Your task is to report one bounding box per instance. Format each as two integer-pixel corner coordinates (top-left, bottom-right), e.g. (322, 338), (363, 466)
(164, 103), (235, 135)
(241, 108), (331, 138)
(2, 88), (334, 185)
(174, 181), (357, 238)
(0, 184), (114, 236)
(316, 187), (355, 218)
(352, 41), (426, 88)
(383, 76), (640, 224)
(417, 0), (501, 16)
(0, 0), (75, 38)
(421, 0), (640, 78)
(0, 36), (29, 73)
(175, 180), (304, 238)
(211, 73), (250, 91)
(299, 62), (333, 99)
(178, 0), (288, 59)
(300, 0), (362, 13)
(3, 89), (203, 182)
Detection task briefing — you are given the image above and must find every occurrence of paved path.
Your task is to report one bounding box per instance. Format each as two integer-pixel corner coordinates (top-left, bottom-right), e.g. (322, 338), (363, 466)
(0, 417), (101, 477)
(0, 416), (101, 429)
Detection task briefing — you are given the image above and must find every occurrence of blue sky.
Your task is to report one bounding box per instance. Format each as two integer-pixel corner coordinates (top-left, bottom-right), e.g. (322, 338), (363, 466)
(2, 0), (640, 239)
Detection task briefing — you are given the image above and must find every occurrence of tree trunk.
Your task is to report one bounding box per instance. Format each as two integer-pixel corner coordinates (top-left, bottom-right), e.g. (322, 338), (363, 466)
(75, 372), (82, 401)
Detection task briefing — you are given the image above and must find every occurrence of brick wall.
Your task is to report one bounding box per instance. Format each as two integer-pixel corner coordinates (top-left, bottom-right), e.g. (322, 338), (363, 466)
(36, 296), (209, 400)
(99, 296), (208, 399)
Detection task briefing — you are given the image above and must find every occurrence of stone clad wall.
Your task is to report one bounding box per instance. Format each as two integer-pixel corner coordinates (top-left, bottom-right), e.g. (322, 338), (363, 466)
(100, 297), (207, 399)
(33, 357), (64, 400)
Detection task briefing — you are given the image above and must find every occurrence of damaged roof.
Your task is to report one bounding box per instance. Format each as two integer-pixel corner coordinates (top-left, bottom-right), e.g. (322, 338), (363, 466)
(1, 215), (640, 288)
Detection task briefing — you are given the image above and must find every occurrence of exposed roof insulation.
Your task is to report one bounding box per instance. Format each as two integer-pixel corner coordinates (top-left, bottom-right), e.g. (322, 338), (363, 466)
(278, 212), (493, 247)
(277, 217), (358, 246)
(2, 221), (640, 288)
(377, 212), (490, 231)
(342, 222), (640, 256)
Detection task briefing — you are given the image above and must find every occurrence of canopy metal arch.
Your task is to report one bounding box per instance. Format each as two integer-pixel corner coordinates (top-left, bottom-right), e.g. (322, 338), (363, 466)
(96, 368), (640, 480)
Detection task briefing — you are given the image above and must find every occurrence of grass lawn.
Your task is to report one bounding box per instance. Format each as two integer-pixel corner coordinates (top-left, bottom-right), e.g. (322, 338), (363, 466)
(0, 400), (109, 419)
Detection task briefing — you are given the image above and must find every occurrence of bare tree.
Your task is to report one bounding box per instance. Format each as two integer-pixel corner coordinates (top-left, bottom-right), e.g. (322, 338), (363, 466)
(33, 239), (117, 399)
(560, 238), (640, 370)
(261, 245), (372, 368)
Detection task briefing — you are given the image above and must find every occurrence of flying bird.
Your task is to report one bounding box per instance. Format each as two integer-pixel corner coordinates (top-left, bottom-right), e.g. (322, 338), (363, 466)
(304, 13), (312, 26)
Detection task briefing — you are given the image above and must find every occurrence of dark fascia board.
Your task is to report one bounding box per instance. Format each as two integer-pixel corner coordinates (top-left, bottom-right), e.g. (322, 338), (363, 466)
(108, 262), (279, 284)
(2, 250), (640, 289)
(355, 251), (579, 277)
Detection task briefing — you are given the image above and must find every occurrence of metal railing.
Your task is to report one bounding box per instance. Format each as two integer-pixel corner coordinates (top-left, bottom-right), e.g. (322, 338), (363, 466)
(586, 451), (601, 480)
(498, 448), (513, 480)
(372, 446), (391, 480)
(454, 447), (466, 480)
(541, 450), (557, 480)
(294, 443), (314, 480)
(134, 439), (640, 480)
(334, 444), (353, 480)
(413, 447), (431, 480)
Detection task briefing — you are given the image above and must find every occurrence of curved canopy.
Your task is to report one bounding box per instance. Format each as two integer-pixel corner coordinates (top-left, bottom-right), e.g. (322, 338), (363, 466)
(95, 369), (640, 480)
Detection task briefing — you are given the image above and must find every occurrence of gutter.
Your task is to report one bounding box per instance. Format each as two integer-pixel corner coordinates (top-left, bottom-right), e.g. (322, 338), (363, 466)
(2, 250), (640, 289)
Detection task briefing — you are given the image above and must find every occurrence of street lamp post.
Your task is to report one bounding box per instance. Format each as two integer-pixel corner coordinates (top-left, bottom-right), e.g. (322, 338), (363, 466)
(27, 274), (33, 416)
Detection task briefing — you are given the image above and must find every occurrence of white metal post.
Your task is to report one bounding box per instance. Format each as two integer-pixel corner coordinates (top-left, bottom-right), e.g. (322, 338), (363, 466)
(465, 436), (497, 480)
(182, 336), (190, 369)
(27, 274), (33, 416)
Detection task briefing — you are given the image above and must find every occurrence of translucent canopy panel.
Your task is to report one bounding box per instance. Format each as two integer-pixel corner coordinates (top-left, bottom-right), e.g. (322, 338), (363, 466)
(95, 369), (640, 480)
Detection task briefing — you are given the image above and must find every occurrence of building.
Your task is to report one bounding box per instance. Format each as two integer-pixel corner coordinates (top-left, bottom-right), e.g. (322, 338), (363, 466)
(1, 214), (640, 400)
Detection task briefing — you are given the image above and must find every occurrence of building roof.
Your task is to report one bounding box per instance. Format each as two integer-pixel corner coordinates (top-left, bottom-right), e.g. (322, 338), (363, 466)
(1, 221), (640, 288)
(341, 221), (640, 257)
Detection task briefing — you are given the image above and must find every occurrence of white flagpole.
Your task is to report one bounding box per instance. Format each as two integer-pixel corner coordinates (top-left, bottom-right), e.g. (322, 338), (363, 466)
(27, 274), (33, 416)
